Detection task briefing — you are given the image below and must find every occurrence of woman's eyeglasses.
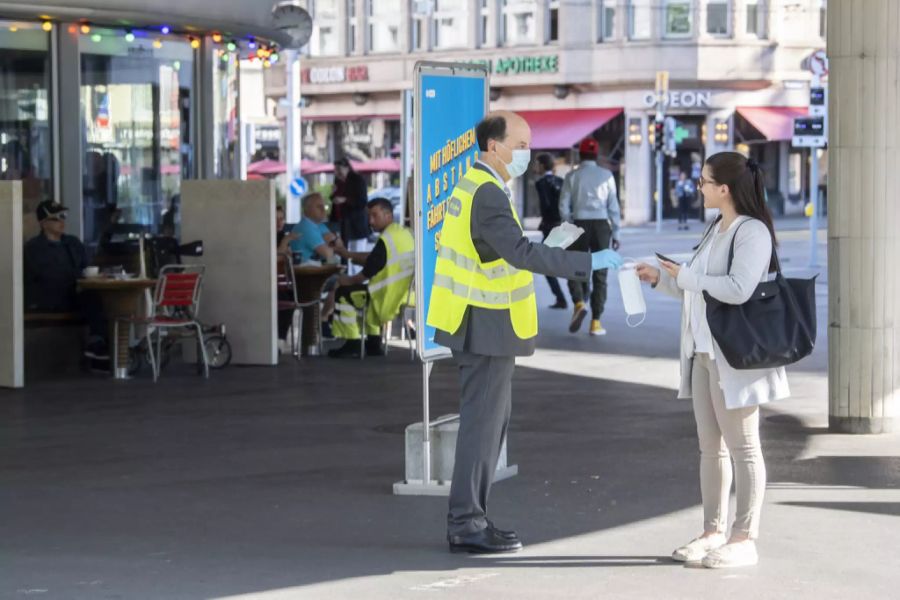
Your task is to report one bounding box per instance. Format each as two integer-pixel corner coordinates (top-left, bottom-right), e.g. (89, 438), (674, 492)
(698, 176), (716, 188)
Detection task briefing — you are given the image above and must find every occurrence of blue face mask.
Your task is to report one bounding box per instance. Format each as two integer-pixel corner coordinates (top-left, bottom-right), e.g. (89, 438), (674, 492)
(499, 142), (531, 180)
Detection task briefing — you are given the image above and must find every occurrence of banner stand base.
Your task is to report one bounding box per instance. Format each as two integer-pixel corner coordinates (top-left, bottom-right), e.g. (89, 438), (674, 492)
(392, 465), (518, 497)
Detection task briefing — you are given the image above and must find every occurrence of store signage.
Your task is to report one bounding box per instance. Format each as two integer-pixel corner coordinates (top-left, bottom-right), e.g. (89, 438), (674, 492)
(302, 65), (369, 84)
(465, 55), (559, 76)
(642, 90), (712, 109)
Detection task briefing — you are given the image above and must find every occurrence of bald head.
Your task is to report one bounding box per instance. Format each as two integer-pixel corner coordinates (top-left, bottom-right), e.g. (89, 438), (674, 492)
(475, 111), (532, 182)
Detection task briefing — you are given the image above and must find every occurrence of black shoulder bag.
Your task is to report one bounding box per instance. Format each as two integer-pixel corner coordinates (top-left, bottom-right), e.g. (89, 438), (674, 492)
(703, 222), (817, 370)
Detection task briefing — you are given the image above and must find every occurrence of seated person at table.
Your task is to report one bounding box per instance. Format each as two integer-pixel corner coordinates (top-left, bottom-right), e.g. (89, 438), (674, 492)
(23, 200), (108, 360)
(289, 192), (342, 263)
(328, 198), (414, 358)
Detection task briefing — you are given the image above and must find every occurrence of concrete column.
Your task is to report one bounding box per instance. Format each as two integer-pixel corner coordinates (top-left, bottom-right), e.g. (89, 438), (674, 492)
(827, 0), (899, 433)
(623, 111), (651, 225)
(0, 183), (24, 389)
(56, 23), (83, 239)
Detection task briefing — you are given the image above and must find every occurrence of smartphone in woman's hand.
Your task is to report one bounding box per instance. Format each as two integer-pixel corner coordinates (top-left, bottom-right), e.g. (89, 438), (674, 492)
(655, 252), (677, 264)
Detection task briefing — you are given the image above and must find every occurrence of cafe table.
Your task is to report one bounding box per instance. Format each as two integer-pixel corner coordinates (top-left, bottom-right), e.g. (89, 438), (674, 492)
(293, 263), (344, 356)
(78, 276), (156, 379)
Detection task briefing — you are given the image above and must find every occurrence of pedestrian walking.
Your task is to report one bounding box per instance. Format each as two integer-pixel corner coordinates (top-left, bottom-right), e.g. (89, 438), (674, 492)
(636, 152), (790, 569)
(675, 171), (696, 230)
(533, 153), (568, 309)
(559, 137), (621, 337)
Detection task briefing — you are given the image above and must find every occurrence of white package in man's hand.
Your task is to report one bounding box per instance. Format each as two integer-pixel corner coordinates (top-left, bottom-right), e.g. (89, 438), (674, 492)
(542, 222), (585, 249)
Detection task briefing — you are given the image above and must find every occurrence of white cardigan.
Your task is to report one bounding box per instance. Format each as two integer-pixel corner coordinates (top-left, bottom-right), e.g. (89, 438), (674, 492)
(654, 216), (790, 409)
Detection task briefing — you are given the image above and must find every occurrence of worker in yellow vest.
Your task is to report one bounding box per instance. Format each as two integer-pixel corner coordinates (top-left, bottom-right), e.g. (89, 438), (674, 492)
(427, 111), (623, 554)
(329, 198), (414, 358)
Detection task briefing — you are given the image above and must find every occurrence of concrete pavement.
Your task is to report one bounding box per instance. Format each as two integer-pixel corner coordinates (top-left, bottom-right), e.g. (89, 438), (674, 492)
(1, 220), (897, 600)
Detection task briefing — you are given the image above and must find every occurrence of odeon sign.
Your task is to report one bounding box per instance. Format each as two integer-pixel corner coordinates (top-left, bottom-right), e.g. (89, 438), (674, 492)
(643, 90), (712, 109)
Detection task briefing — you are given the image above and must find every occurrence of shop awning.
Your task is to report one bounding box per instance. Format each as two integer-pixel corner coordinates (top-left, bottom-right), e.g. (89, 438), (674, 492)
(736, 107), (808, 141)
(519, 108), (623, 149)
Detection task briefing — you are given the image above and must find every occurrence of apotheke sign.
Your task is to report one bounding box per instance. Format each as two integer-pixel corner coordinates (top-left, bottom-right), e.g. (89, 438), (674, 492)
(643, 90), (712, 109)
(467, 55), (559, 76)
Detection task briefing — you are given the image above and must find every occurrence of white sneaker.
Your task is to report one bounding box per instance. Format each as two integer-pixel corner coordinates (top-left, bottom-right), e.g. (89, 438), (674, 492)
(701, 540), (759, 569)
(671, 533), (727, 562)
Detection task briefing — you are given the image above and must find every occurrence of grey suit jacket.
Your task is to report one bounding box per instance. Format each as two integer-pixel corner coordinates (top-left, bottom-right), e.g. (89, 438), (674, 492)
(435, 163), (592, 357)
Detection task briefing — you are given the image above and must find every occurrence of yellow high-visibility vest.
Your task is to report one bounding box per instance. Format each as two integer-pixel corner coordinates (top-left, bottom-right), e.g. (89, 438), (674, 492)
(427, 167), (537, 339)
(368, 222), (415, 323)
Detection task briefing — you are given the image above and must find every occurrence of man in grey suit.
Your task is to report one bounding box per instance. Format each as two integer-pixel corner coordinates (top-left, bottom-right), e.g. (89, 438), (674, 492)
(431, 111), (623, 554)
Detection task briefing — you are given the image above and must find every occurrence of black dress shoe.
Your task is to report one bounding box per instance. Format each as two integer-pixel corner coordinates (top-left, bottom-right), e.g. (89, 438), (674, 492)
(486, 519), (518, 540)
(448, 528), (523, 554)
(549, 300), (568, 310)
(328, 341), (361, 358)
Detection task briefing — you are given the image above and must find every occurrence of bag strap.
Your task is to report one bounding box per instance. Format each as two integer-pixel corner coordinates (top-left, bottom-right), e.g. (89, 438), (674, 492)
(726, 218), (781, 274)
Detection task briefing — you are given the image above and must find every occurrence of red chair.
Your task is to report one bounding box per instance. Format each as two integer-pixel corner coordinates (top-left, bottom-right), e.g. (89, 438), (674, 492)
(117, 264), (209, 382)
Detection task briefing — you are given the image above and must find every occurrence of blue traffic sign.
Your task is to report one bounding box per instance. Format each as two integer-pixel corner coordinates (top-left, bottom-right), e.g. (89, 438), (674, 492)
(290, 177), (308, 197)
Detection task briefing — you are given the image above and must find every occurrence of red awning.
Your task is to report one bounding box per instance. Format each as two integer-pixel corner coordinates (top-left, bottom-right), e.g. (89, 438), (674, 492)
(247, 158), (286, 175)
(519, 108), (623, 149)
(353, 157), (401, 173)
(736, 107), (808, 141)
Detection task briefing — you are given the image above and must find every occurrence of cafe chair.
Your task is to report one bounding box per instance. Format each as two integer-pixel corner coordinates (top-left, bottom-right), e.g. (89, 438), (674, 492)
(278, 252), (323, 358)
(382, 277), (415, 361)
(117, 264), (209, 382)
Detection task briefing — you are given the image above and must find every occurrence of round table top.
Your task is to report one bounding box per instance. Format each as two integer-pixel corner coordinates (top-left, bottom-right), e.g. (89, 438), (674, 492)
(78, 277), (157, 291)
(293, 263), (344, 277)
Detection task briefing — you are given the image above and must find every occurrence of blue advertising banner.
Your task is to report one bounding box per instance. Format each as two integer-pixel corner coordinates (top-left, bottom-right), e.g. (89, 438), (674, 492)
(414, 63), (488, 362)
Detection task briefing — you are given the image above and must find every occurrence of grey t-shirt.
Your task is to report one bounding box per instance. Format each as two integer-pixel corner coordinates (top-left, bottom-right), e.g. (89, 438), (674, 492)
(434, 163), (591, 357)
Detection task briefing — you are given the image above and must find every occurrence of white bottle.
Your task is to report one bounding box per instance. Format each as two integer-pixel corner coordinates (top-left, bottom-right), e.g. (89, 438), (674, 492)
(618, 264), (646, 327)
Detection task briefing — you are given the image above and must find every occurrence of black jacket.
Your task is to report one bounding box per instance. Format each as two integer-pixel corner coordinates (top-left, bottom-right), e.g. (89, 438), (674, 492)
(330, 171), (370, 241)
(23, 233), (88, 312)
(534, 173), (563, 231)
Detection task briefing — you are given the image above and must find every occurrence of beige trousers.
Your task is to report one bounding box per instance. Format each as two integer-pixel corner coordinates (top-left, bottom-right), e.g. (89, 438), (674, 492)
(691, 353), (766, 538)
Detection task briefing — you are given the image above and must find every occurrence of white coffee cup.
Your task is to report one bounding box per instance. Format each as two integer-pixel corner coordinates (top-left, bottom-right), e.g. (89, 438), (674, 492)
(83, 266), (100, 278)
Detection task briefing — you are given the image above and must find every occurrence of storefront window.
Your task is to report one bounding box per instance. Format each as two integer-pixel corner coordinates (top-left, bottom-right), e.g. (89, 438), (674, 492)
(547, 0), (560, 43)
(707, 1), (729, 36)
(349, 0), (359, 53)
(310, 0), (340, 56)
(0, 23), (52, 225)
(664, 0), (693, 38)
(628, 0), (652, 40)
(480, 0), (492, 46)
(369, 0), (402, 53)
(819, 0), (827, 38)
(213, 47), (239, 181)
(433, 0), (469, 49)
(746, 0), (767, 38)
(80, 29), (194, 248)
(597, 0), (616, 41)
(502, 0), (538, 46)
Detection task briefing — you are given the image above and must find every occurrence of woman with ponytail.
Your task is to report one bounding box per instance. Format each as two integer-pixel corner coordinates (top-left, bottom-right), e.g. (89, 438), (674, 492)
(636, 152), (790, 569)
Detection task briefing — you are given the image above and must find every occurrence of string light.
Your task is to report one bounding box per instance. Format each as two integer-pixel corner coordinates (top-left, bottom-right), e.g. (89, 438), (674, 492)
(80, 23), (91, 34)
(269, 52), (279, 63)
(152, 39), (162, 49)
(41, 21), (53, 32)
(211, 32), (222, 43)
(248, 37), (257, 49)
(220, 54), (229, 63)
(226, 40), (237, 52)
(9, 25), (18, 32)
(190, 37), (201, 49)
(125, 30), (135, 42)
(263, 60), (271, 68)
(161, 25), (171, 35)
(91, 33), (102, 43)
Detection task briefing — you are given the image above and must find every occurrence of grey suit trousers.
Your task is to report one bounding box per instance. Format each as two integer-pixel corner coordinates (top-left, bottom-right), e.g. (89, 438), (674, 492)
(447, 350), (516, 536)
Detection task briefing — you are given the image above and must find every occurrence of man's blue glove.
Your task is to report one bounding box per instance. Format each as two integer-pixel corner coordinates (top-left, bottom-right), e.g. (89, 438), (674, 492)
(591, 249), (624, 271)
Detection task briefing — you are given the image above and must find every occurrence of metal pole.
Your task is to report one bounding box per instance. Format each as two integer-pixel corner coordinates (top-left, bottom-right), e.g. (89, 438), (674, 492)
(400, 90), (413, 225)
(655, 148), (664, 234)
(284, 50), (301, 223)
(422, 361), (432, 483)
(809, 147), (820, 268)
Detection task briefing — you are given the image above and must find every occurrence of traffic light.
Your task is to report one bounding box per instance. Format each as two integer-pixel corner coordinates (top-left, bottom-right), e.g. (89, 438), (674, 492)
(654, 120), (665, 153)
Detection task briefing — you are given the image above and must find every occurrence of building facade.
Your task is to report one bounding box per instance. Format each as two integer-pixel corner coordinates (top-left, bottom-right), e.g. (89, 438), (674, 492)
(266, 0), (827, 224)
(0, 0), (291, 249)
